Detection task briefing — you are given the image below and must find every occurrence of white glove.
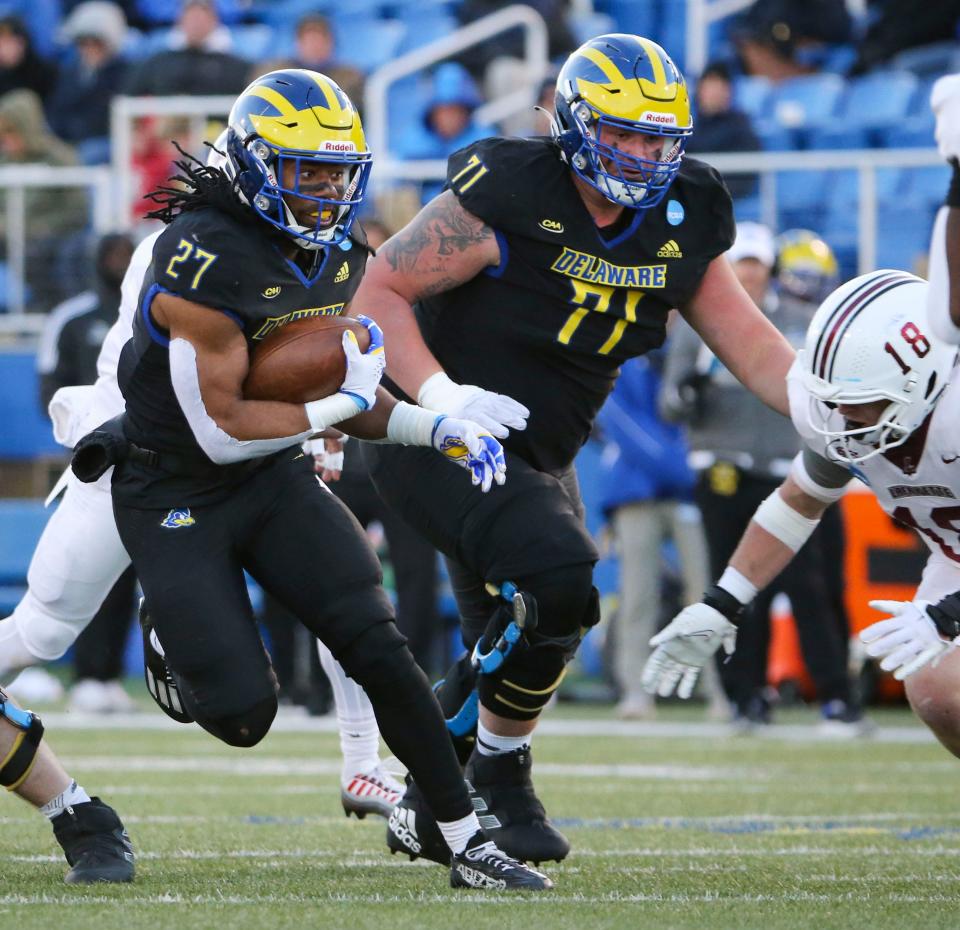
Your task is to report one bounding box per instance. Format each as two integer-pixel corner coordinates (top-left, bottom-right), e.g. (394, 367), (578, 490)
(431, 416), (507, 493)
(339, 315), (385, 412)
(860, 599), (957, 681)
(418, 371), (528, 439)
(932, 74), (960, 163)
(641, 602), (737, 699)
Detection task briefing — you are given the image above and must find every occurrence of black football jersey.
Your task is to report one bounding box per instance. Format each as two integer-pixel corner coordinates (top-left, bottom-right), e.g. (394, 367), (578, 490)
(115, 206), (368, 505)
(415, 137), (734, 473)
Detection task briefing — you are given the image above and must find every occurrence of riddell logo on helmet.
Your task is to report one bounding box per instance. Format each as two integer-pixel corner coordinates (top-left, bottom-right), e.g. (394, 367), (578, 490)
(321, 141), (356, 152)
(642, 111), (677, 126)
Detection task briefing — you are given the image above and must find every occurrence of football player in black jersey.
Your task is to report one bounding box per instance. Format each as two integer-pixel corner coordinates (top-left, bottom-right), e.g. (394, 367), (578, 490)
(99, 70), (551, 891)
(352, 35), (797, 866)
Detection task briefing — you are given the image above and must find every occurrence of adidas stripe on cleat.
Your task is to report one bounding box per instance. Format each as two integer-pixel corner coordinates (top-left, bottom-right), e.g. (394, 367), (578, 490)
(450, 832), (552, 891)
(386, 778), (450, 865)
(341, 765), (403, 819)
(139, 599), (193, 724)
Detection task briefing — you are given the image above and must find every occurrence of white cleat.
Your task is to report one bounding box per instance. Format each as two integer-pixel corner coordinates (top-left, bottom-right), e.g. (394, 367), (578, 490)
(341, 764), (404, 819)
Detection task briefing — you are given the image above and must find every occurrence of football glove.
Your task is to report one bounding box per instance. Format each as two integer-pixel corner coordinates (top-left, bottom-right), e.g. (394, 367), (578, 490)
(861, 599), (958, 681)
(431, 416), (506, 493)
(339, 315), (385, 411)
(932, 74), (960, 164)
(641, 602), (737, 699)
(418, 371), (528, 439)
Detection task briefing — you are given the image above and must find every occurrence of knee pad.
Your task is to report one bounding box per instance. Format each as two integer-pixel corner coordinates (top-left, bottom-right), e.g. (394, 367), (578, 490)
(199, 695), (277, 748)
(0, 686), (44, 790)
(433, 652), (480, 766)
(479, 583), (600, 721)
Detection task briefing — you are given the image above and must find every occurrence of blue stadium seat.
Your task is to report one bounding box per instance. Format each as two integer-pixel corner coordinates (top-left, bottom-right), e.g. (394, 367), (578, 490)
(137, 0), (245, 25)
(0, 352), (60, 458)
(732, 75), (773, 122)
(0, 0), (62, 58)
(598, 0), (656, 41)
(569, 12), (616, 46)
(890, 40), (959, 78)
(335, 18), (405, 74)
(395, 13), (457, 54)
(875, 203), (936, 271)
(822, 168), (906, 238)
(905, 165), (952, 208)
(754, 120), (796, 151)
(230, 23), (276, 63)
(838, 71), (919, 137)
(877, 116), (935, 148)
(0, 498), (50, 614)
(771, 74), (846, 131)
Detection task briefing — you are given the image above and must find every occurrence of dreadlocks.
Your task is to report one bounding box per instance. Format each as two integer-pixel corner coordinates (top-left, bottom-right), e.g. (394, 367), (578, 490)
(144, 141), (249, 225)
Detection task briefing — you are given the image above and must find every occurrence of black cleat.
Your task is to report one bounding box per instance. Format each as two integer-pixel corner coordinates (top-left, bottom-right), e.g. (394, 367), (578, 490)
(52, 798), (135, 884)
(465, 748), (570, 864)
(450, 831), (552, 890)
(139, 598), (193, 724)
(386, 776), (450, 865)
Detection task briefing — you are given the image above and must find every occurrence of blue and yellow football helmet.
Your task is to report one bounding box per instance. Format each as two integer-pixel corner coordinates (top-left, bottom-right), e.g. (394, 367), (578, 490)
(226, 69), (372, 249)
(775, 229), (839, 304)
(553, 34), (692, 211)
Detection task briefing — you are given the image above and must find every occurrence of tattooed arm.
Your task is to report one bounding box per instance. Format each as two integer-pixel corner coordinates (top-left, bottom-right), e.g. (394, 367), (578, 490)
(351, 189), (500, 397)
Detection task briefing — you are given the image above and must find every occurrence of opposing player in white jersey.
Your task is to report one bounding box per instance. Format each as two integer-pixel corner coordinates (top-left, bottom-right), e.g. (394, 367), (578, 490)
(642, 270), (960, 759)
(0, 227), (401, 818)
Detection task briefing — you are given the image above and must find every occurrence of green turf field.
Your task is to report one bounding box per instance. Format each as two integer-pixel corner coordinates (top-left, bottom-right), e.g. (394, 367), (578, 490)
(3, 701), (957, 930)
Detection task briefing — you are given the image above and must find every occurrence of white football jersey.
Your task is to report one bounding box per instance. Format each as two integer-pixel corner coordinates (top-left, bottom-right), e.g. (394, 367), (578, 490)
(788, 358), (960, 599)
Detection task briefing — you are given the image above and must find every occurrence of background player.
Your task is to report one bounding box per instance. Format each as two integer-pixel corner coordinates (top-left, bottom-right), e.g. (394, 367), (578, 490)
(351, 34), (795, 866)
(643, 270), (960, 759)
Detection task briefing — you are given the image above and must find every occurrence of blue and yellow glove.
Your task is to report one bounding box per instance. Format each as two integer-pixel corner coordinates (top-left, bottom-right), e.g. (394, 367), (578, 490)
(431, 416), (507, 493)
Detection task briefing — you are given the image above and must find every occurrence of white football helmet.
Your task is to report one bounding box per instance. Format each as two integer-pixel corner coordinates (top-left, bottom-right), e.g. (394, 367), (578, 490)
(799, 269), (958, 463)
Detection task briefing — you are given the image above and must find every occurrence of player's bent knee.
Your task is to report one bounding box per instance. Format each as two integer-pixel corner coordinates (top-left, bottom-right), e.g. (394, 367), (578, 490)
(9, 600), (83, 663)
(477, 579), (600, 720)
(340, 622), (423, 702)
(523, 563), (597, 638)
(0, 686), (44, 790)
(200, 695), (277, 748)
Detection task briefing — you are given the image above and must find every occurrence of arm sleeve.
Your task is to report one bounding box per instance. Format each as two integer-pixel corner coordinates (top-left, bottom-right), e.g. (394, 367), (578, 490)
(168, 337), (312, 465)
(790, 447), (852, 503)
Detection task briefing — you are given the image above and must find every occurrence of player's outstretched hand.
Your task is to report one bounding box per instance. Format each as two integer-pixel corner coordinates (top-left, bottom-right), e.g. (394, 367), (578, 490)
(932, 74), (960, 164)
(641, 602), (737, 699)
(339, 315), (385, 411)
(431, 416), (506, 492)
(861, 599), (957, 681)
(418, 372), (528, 439)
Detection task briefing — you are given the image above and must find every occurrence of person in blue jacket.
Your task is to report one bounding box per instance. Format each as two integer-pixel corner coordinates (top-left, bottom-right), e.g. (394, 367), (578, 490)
(598, 350), (728, 719)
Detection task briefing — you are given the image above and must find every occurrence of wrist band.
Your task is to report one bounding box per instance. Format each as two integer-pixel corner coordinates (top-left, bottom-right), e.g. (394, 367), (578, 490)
(717, 566), (758, 605)
(387, 401), (441, 446)
(304, 393), (361, 432)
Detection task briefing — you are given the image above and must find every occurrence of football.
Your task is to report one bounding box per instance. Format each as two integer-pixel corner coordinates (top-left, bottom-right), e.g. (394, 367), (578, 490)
(243, 315), (371, 404)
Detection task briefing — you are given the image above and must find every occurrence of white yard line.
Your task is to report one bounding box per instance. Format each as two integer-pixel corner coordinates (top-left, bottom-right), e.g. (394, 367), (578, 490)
(36, 712), (936, 743)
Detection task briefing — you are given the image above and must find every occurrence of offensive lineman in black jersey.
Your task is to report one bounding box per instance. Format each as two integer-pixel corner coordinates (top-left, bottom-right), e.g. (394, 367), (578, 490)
(353, 35), (797, 866)
(94, 70), (550, 891)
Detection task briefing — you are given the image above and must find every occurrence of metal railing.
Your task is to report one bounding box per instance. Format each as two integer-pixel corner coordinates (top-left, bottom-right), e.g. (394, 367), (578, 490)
(110, 94), (235, 231)
(0, 165), (113, 315)
(364, 4), (549, 182)
(701, 147), (944, 274)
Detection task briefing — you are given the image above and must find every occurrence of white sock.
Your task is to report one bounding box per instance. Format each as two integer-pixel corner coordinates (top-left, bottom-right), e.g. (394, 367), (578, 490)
(40, 780), (90, 820)
(438, 811), (481, 855)
(316, 639), (382, 783)
(476, 720), (531, 757)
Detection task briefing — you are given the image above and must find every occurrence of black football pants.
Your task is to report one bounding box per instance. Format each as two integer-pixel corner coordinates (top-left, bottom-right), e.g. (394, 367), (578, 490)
(113, 451), (471, 821)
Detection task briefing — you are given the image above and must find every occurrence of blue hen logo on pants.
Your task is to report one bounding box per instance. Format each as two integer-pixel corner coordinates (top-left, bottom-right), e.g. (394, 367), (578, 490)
(160, 508), (195, 529)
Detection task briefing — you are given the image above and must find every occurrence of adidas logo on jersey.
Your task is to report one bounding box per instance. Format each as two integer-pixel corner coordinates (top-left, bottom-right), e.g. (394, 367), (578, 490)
(657, 240), (683, 258)
(334, 262), (350, 283)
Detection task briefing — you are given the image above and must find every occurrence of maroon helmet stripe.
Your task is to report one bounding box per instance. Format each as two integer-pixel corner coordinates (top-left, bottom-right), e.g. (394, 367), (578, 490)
(814, 272), (916, 380)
